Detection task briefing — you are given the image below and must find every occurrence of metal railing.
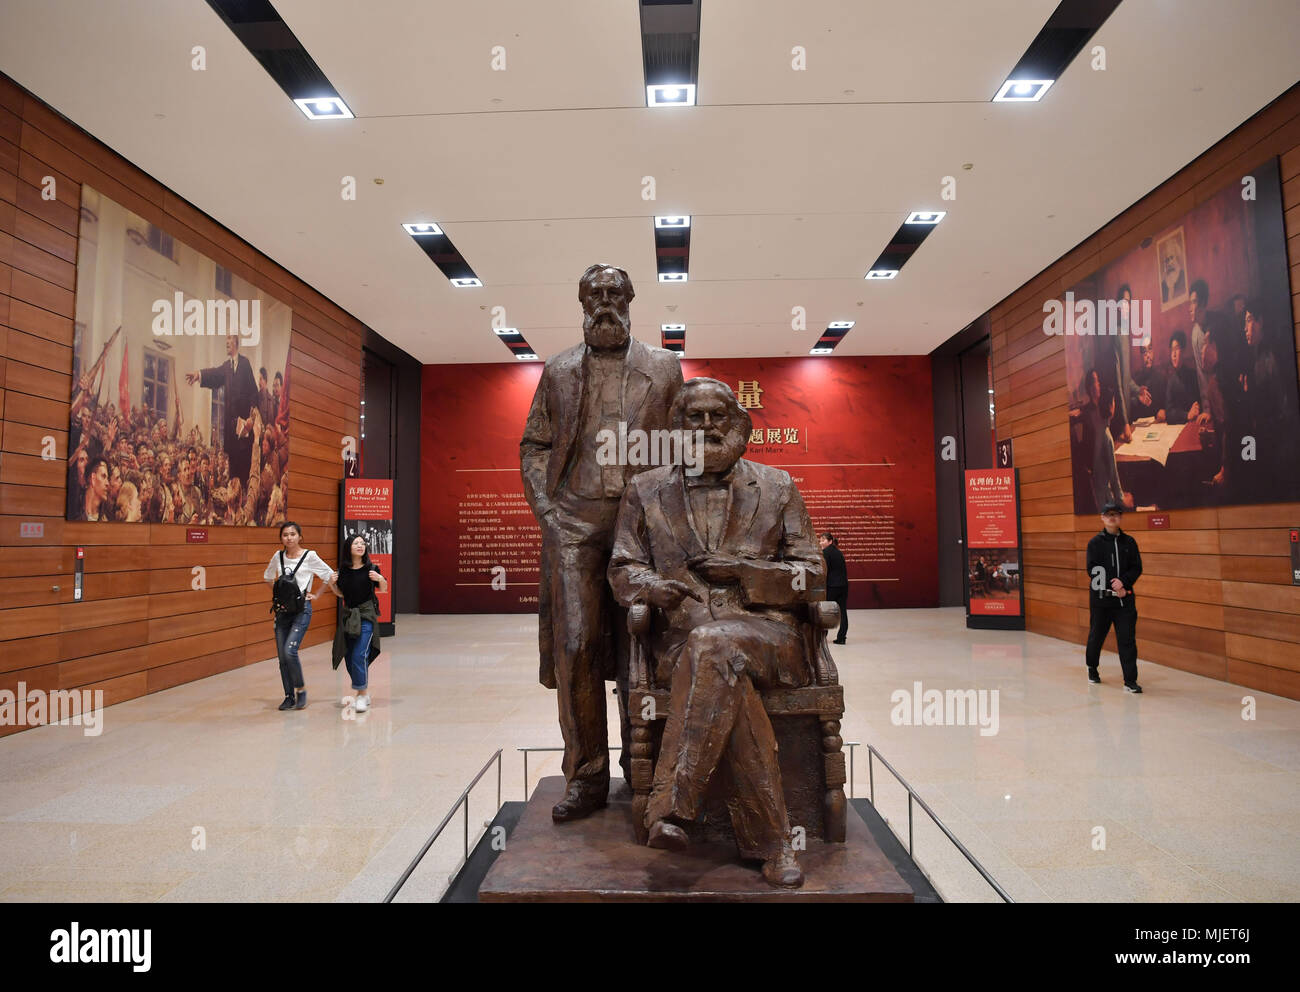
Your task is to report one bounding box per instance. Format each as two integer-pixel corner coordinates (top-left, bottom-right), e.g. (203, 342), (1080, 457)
(519, 744), (621, 798)
(391, 742), (1010, 903)
(846, 741), (1013, 903)
(383, 749), (502, 903)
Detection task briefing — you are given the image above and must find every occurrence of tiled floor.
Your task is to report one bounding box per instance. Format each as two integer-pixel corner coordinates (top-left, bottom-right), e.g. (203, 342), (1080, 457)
(0, 608), (1296, 902)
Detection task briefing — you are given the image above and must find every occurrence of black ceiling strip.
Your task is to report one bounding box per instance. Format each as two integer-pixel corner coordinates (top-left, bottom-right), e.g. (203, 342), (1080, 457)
(654, 221), (691, 278)
(205, 0), (342, 103)
(640, 0), (702, 93)
(1008, 0), (1123, 81)
(502, 334), (537, 359)
(865, 214), (943, 279)
(409, 230), (480, 283)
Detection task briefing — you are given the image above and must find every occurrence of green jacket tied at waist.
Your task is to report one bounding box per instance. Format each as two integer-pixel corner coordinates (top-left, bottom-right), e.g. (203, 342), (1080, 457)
(331, 598), (382, 671)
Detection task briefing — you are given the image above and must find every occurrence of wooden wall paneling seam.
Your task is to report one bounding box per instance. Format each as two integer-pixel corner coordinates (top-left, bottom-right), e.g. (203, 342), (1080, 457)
(9, 264), (75, 316)
(6, 296), (73, 346)
(10, 235), (75, 289)
(161, 190), (257, 267)
(15, 180), (78, 237)
(17, 151), (78, 210)
(19, 100), (166, 207)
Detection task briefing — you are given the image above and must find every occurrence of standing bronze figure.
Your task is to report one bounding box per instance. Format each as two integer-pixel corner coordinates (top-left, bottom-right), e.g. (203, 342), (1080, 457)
(520, 264), (683, 822)
(608, 378), (827, 886)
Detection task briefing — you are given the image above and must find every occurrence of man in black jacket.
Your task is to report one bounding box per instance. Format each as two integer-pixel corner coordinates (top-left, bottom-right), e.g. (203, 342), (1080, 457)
(1084, 500), (1143, 692)
(820, 533), (848, 645)
(187, 335), (259, 491)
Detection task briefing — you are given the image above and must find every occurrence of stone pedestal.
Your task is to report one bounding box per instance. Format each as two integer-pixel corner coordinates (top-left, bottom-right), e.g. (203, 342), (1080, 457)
(479, 776), (914, 903)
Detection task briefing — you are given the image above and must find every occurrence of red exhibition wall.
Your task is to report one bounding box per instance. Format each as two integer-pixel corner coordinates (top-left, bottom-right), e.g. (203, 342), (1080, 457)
(420, 354), (938, 613)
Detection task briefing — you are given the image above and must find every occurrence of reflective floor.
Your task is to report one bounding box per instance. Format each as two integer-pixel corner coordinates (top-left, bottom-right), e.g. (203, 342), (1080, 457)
(0, 609), (1296, 902)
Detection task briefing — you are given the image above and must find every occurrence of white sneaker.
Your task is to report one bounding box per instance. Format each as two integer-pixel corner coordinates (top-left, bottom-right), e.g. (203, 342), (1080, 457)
(355, 694), (370, 712)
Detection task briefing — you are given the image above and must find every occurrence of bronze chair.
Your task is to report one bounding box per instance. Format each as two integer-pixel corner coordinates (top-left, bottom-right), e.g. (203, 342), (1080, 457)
(626, 600), (847, 849)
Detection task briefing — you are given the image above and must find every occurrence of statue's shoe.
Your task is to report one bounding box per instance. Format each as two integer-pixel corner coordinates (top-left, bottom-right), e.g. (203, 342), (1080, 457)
(551, 789), (607, 823)
(646, 819), (689, 851)
(761, 850), (805, 888)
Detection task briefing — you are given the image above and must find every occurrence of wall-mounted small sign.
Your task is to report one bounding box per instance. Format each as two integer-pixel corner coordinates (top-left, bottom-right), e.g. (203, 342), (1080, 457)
(1147, 514), (1171, 529)
(1290, 528), (1299, 586)
(996, 438), (1014, 469)
(20, 522), (44, 538)
(74, 547), (84, 602)
(186, 528), (209, 544)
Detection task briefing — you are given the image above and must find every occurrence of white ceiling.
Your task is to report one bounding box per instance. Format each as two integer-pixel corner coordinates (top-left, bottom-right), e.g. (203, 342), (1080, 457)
(1, 0), (1297, 363)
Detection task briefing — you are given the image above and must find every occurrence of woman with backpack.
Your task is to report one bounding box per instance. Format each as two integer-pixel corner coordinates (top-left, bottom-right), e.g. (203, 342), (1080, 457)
(330, 532), (387, 713)
(264, 521), (337, 710)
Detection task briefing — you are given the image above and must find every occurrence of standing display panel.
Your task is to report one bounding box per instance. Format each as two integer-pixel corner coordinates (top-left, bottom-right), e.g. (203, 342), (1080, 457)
(341, 478), (395, 637)
(964, 468), (1025, 630)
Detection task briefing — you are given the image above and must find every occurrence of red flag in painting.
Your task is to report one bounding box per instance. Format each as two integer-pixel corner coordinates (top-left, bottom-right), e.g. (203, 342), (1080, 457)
(119, 339), (130, 412)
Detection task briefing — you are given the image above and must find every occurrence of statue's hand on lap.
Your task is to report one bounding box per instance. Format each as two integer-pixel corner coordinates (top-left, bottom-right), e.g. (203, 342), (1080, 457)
(647, 579), (702, 610)
(689, 554), (746, 586)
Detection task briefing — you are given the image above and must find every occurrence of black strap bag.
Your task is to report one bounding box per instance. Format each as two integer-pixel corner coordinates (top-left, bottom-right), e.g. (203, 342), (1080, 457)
(271, 550), (308, 616)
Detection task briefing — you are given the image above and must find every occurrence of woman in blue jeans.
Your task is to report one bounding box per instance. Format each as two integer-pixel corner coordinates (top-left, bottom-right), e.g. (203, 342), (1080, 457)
(264, 521), (337, 710)
(330, 533), (387, 712)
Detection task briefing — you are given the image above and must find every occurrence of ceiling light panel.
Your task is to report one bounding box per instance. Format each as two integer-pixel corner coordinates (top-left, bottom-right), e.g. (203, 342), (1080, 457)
(640, 0), (702, 108)
(992, 0), (1123, 102)
(205, 0), (354, 120)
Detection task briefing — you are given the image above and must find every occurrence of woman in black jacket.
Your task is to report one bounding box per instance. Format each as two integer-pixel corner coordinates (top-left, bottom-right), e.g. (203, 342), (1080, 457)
(331, 533), (387, 713)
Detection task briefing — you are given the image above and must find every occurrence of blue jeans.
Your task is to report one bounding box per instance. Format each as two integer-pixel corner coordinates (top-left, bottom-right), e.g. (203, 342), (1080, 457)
(274, 601), (312, 696)
(344, 619), (374, 692)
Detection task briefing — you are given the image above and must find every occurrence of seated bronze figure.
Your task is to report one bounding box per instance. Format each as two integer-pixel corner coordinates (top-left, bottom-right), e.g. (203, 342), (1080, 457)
(608, 377), (845, 888)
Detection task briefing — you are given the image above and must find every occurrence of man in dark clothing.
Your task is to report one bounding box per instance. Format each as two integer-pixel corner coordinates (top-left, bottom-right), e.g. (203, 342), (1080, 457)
(257, 366), (277, 427)
(1162, 330), (1200, 425)
(187, 335), (259, 490)
(1127, 342), (1166, 421)
(1233, 300), (1300, 499)
(1084, 500), (1143, 692)
(819, 533), (848, 645)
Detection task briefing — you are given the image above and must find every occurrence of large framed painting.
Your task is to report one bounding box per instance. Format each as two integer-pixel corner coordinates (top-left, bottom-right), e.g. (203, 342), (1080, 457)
(68, 186), (292, 526)
(1061, 158), (1299, 514)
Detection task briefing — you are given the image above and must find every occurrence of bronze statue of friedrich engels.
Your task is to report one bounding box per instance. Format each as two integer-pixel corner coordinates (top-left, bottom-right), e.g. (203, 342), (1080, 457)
(520, 264), (684, 823)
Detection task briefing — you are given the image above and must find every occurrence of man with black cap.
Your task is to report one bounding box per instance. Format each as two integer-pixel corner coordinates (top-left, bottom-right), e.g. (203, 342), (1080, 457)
(1084, 500), (1143, 692)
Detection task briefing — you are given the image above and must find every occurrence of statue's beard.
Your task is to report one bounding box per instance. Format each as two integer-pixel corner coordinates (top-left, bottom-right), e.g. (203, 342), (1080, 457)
(583, 309), (631, 350)
(700, 425), (749, 474)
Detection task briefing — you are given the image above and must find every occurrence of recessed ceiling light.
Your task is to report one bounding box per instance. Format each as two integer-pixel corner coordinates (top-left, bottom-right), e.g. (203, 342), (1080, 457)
(828, 321), (855, 329)
(403, 222), (443, 236)
(517, 352), (538, 360)
(661, 323), (686, 331)
(450, 278), (483, 288)
(647, 83), (696, 108)
(293, 96), (354, 120)
(992, 79), (1053, 103)
(658, 273), (688, 283)
(905, 211), (946, 225)
(654, 216), (691, 229)
(494, 327), (517, 336)
(810, 348), (833, 356)
(865, 269), (898, 280)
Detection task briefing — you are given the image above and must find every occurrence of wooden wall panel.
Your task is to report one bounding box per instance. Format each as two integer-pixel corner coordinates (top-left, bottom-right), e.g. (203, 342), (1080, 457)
(0, 72), (364, 733)
(990, 83), (1300, 700)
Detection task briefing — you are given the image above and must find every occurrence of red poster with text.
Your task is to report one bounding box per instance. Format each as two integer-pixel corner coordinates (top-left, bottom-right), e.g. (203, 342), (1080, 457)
(342, 479), (393, 624)
(420, 356), (938, 613)
(964, 470), (1022, 617)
